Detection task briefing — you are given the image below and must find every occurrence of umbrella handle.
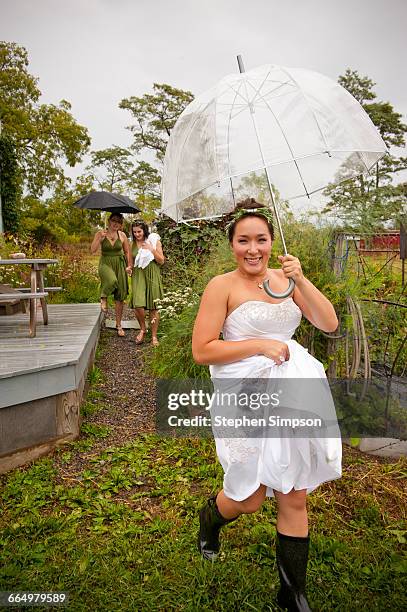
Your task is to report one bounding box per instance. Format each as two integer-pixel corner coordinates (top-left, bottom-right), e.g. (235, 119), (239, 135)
(262, 278), (295, 298)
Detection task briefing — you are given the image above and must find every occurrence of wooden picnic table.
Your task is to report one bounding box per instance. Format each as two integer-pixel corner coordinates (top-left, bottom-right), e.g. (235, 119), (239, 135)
(0, 258), (59, 337)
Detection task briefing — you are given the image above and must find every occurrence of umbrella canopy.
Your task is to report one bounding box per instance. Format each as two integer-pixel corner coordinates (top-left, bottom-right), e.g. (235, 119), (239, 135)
(74, 191), (141, 214)
(161, 63), (387, 223)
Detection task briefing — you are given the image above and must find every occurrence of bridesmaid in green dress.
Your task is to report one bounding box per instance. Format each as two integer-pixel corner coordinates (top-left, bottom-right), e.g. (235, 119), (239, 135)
(90, 213), (132, 336)
(129, 220), (164, 346)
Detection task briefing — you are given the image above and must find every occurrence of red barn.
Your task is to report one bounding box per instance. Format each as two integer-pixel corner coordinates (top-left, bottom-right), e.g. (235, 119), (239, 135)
(359, 231), (400, 252)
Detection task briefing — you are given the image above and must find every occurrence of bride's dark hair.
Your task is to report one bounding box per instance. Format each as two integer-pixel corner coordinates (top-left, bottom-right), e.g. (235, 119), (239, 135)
(227, 197), (274, 242)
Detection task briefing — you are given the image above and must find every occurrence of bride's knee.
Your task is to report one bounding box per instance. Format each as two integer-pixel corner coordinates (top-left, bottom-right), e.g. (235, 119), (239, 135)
(239, 486), (267, 514)
(275, 489), (307, 513)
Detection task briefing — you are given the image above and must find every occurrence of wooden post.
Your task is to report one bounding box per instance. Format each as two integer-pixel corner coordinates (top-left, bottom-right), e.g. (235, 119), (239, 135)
(29, 267), (37, 338)
(35, 264), (48, 325)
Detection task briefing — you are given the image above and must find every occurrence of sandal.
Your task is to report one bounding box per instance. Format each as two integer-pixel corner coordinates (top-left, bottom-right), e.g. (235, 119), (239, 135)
(117, 326), (125, 337)
(100, 298), (108, 313)
(135, 330), (145, 345)
(152, 337), (159, 347)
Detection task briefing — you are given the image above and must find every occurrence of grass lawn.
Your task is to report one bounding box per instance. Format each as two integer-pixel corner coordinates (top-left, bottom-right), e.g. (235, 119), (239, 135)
(0, 331), (406, 611)
(1, 436), (406, 611)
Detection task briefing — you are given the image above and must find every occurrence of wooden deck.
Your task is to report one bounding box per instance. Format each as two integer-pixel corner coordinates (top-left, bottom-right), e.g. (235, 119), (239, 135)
(0, 304), (103, 472)
(0, 303), (102, 407)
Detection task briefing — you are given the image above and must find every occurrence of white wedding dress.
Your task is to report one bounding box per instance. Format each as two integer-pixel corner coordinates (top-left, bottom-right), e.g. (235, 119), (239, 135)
(209, 298), (342, 501)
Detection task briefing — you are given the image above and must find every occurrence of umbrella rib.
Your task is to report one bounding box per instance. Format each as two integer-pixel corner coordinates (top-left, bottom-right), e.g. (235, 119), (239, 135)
(217, 80), (294, 109)
(225, 81), (252, 106)
(226, 82), (244, 205)
(279, 66), (331, 154)
(241, 70), (295, 108)
(255, 91), (311, 197)
(229, 70), (275, 113)
(226, 73), (311, 199)
(244, 70), (292, 108)
(244, 69), (272, 106)
(225, 80), (271, 122)
(239, 69), (311, 198)
(253, 79), (296, 102)
(226, 73), (289, 118)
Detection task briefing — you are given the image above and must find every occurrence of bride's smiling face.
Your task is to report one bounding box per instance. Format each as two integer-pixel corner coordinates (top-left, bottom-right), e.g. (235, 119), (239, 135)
(231, 216), (272, 274)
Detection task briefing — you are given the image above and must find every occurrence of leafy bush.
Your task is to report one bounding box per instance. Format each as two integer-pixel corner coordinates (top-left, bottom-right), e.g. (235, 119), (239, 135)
(157, 217), (224, 290)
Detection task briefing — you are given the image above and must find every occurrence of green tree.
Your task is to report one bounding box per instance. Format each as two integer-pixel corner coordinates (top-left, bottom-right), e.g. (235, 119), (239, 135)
(0, 41), (90, 198)
(80, 147), (161, 222)
(130, 160), (161, 221)
(0, 133), (21, 232)
(83, 146), (133, 192)
(324, 69), (407, 230)
(19, 178), (100, 243)
(119, 83), (194, 163)
(338, 69), (376, 104)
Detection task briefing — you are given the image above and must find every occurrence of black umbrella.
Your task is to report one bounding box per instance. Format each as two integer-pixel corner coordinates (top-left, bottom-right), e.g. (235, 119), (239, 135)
(73, 191), (141, 214)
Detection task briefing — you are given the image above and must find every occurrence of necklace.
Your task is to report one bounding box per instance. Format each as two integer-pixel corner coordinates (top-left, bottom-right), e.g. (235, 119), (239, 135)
(106, 231), (118, 243)
(238, 271), (269, 290)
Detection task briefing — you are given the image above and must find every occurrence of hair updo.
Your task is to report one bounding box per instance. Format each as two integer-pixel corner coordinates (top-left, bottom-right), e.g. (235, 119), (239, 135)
(227, 198), (274, 242)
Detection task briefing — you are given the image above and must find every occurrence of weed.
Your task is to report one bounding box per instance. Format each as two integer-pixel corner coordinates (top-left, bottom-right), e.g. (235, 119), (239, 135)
(81, 423), (111, 439)
(87, 366), (103, 386)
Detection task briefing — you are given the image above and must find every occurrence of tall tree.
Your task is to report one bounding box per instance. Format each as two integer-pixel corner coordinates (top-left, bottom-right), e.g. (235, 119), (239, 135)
(324, 69), (407, 230)
(80, 147), (161, 222)
(119, 83), (194, 163)
(83, 146), (134, 192)
(130, 160), (161, 221)
(0, 41), (90, 198)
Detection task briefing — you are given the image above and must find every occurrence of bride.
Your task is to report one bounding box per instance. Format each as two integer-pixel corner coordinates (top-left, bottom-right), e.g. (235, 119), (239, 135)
(192, 198), (342, 612)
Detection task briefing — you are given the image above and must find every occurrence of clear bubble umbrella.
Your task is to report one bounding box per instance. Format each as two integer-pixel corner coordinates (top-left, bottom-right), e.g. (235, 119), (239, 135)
(161, 57), (387, 297)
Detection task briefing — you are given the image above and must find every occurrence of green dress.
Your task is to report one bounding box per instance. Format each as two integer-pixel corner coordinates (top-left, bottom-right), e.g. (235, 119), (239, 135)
(99, 236), (129, 302)
(129, 243), (164, 309)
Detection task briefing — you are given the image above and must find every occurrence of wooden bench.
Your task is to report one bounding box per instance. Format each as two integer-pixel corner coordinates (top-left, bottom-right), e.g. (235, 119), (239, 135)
(0, 259), (59, 338)
(0, 284), (61, 313)
(0, 285), (49, 337)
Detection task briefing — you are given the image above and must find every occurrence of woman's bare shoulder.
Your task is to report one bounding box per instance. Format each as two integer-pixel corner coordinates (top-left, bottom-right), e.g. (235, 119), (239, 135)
(205, 271), (235, 289)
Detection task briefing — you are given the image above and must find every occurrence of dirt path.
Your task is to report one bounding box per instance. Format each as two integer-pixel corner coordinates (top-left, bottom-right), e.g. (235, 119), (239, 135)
(96, 308), (157, 441)
(54, 306), (158, 476)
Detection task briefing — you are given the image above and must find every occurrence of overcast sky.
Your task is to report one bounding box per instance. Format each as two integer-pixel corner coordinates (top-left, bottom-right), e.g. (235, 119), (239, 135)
(2, 0), (407, 188)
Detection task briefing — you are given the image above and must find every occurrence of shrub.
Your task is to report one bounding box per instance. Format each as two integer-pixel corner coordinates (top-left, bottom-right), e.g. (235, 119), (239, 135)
(0, 235), (100, 303)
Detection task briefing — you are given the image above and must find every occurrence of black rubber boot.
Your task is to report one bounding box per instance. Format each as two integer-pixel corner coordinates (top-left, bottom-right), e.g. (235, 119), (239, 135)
(198, 496), (237, 561)
(276, 531), (312, 611)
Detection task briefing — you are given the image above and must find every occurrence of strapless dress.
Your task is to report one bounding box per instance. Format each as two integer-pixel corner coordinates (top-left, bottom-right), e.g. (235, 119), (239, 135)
(209, 298), (342, 501)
